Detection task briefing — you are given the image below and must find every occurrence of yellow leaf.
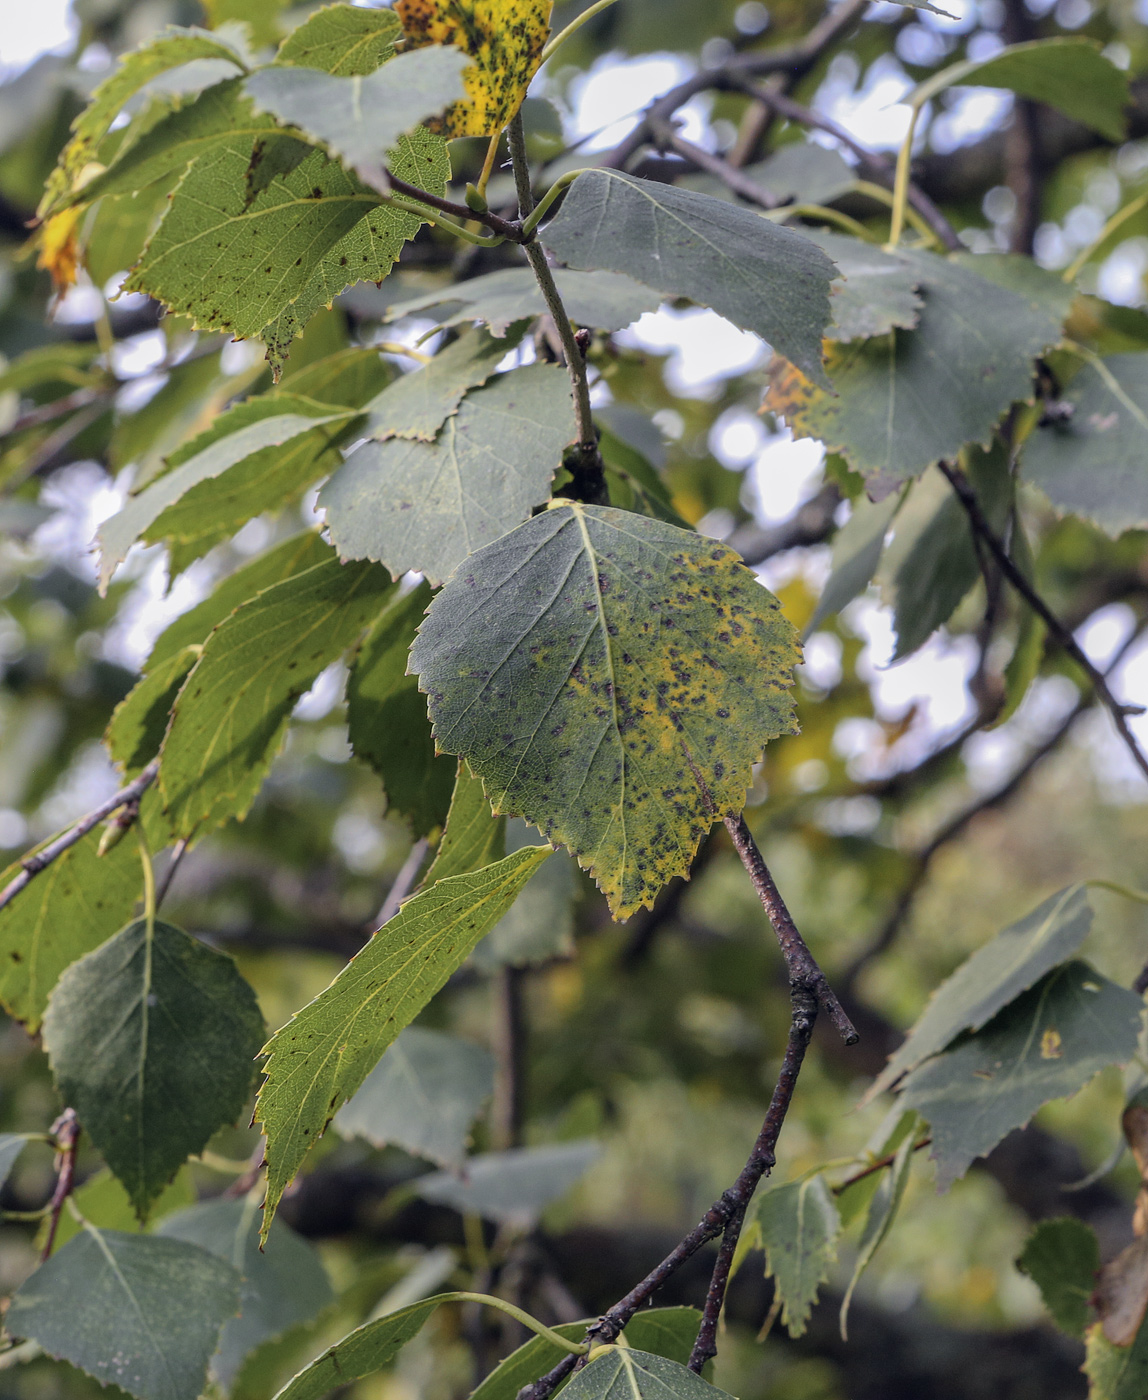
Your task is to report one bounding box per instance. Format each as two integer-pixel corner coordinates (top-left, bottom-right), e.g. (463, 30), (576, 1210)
(395, 0), (552, 137)
(36, 207), (84, 292)
(1040, 1027), (1063, 1059)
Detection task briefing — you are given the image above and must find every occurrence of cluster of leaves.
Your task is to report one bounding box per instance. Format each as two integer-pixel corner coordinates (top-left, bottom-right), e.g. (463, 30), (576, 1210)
(0, 0), (1146, 1398)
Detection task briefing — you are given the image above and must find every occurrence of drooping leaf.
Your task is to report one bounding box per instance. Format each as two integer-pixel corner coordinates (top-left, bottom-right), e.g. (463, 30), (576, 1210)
(159, 551), (395, 838)
(388, 266), (663, 337)
(364, 328), (520, 442)
(271, 1298), (442, 1400)
(766, 247), (1069, 490)
(158, 1197), (334, 1388)
(469, 1310), (703, 1400)
(421, 761), (506, 886)
(799, 230), (923, 342)
(415, 1140), (599, 1224)
(98, 399), (358, 589)
(473, 817), (576, 969)
(900, 960), (1144, 1191)
(394, 0), (553, 138)
(107, 646), (201, 776)
(559, 1348), (733, 1400)
(911, 38), (1129, 143)
(806, 490), (901, 635)
(839, 1124), (918, 1339)
(40, 27), (247, 217)
(1022, 353), (1148, 536)
(146, 530), (332, 672)
(325, 365), (574, 584)
(1086, 1317), (1148, 1400)
(244, 48), (468, 183)
(256, 845), (551, 1232)
(7, 1227), (241, 1400)
(42, 918), (265, 1218)
(333, 1026), (494, 1167)
(542, 170), (837, 388)
(411, 503), (800, 919)
(865, 884), (1093, 1101)
(273, 4), (402, 75)
(754, 1175), (841, 1338)
(347, 583), (455, 837)
(0, 829), (141, 1032)
(1018, 1218), (1100, 1338)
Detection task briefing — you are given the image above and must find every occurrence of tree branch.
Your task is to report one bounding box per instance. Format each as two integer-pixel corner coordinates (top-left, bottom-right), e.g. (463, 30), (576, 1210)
(937, 459), (1148, 784)
(687, 1201), (744, 1372)
(39, 1109), (80, 1262)
(0, 759), (160, 915)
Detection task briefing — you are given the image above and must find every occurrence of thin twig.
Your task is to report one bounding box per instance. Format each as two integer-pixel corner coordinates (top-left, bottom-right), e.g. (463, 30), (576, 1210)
(9, 386), (107, 435)
(832, 1137), (932, 1195)
(688, 1202), (744, 1372)
(652, 125), (780, 209)
(516, 987), (820, 1400)
(39, 1109), (80, 1262)
(375, 837), (429, 927)
(154, 836), (190, 910)
(384, 172), (524, 242)
(0, 759), (160, 915)
(723, 815), (858, 1044)
(938, 460), (1148, 783)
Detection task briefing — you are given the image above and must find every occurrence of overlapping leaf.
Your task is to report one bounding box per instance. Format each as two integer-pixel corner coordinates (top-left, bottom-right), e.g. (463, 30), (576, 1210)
(560, 1349), (734, 1400)
(159, 550), (395, 838)
(158, 1197), (334, 1388)
(273, 4), (402, 75)
(364, 328), (519, 442)
(839, 1125), (917, 1338)
(415, 1141), (599, 1224)
(333, 1027), (495, 1167)
(322, 365), (576, 584)
(8, 1227), (241, 1400)
(421, 761), (505, 886)
(799, 230), (923, 342)
(1018, 1218), (1101, 1337)
(411, 504), (800, 918)
(394, 0), (552, 137)
(542, 170), (836, 387)
(766, 248), (1070, 488)
(755, 1176), (841, 1337)
(255, 845), (551, 1232)
(271, 1297), (443, 1400)
(807, 490), (901, 634)
(388, 266), (663, 337)
(43, 918), (265, 1218)
(901, 961), (1144, 1190)
(473, 817), (576, 969)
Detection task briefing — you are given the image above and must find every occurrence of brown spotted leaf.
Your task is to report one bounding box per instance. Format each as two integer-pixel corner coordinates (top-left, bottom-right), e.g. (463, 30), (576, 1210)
(394, 0), (552, 137)
(409, 503), (800, 919)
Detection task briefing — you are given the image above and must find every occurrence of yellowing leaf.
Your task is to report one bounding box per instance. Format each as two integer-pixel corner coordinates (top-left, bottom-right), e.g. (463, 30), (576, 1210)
(36, 208), (84, 291)
(394, 0), (552, 137)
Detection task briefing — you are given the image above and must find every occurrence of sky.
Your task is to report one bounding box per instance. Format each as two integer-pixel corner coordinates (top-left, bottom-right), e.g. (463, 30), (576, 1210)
(1, 0), (1145, 837)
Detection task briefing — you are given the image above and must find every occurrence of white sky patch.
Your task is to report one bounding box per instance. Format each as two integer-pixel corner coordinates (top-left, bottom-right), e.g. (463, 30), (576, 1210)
(746, 433), (826, 523)
(929, 88), (1013, 153)
(0, 0), (76, 74)
(616, 307), (766, 396)
(563, 52), (711, 152)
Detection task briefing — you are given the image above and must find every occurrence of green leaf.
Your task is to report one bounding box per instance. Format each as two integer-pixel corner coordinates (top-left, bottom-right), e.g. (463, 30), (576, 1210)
(271, 1297), (442, 1400)
(806, 490), (900, 635)
(42, 27), (247, 215)
(0, 1134), (26, 1193)
(473, 818), (576, 969)
(766, 248), (1068, 490)
(0, 829), (141, 1032)
(42, 918), (265, 1218)
(839, 1126), (917, 1339)
(866, 884), (1094, 1101)
(146, 530), (332, 672)
(126, 117), (448, 375)
(346, 583), (455, 837)
(42, 1167), (196, 1257)
(364, 328), (521, 442)
(255, 845), (551, 1232)
(322, 365), (576, 585)
(107, 646), (201, 776)
(158, 1196), (334, 1388)
(7, 1226), (242, 1400)
(415, 1140), (599, 1224)
(1022, 353), (1148, 536)
(422, 762), (505, 886)
(684, 143), (855, 208)
(559, 1348), (733, 1400)
(244, 47), (468, 181)
(411, 503), (800, 919)
(911, 38), (1129, 143)
(389, 266), (663, 338)
(333, 1026), (494, 1167)
(0, 343), (102, 395)
(800, 230), (923, 342)
(880, 439), (1013, 661)
(273, 4), (402, 75)
(111, 350), (236, 489)
(542, 170), (837, 388)
(469, 1310), (703, 1400)
(1017, 1217), (1100, 1338)
(98, 399), (357, 589)
(159, 551), (395, 838)
(754, 1175), (841, 1337)
(1086, 1318), (1148, 1400)
(901, 960), (1144, 1191)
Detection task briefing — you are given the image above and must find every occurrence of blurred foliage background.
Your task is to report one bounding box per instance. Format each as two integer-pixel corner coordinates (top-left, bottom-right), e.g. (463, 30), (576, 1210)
(1, 0), (1148, 1395)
